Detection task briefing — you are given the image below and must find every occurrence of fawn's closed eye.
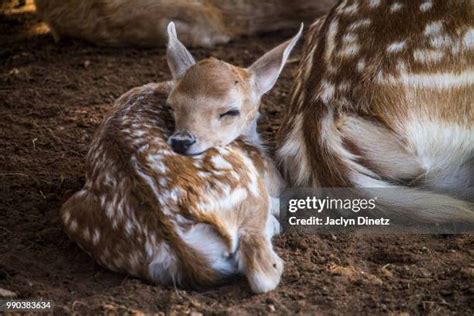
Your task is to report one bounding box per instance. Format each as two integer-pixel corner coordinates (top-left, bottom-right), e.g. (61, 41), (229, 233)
(219, 109), (240, 118)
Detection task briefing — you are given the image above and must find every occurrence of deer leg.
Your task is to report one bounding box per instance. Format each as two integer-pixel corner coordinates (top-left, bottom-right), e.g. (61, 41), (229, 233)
(339, 114), (424, 184)
(236, 230), (283, 293)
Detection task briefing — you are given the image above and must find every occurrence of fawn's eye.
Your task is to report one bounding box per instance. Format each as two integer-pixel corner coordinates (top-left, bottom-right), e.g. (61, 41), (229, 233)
(219, 109), (240, 119)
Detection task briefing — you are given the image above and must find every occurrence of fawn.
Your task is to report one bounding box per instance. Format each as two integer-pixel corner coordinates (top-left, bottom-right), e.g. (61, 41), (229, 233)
(277, 0), (474, 223)
(60, 22), (302, 293)
(34, 0), (332, 47)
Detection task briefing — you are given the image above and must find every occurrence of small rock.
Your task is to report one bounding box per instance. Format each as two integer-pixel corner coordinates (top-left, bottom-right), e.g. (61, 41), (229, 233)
(461, 267), (474, 278)
(9, 68), (20, 75)
(298, 240), (309, 250)
(0, 288), (17, 298)
(297, 299), (306, 307)
(83, 60), (91, 68)
(190, 311), (203, 316)
(381, 267), (393, 278)
(440, 289), (453, 297)
(53, 305), (71, 314)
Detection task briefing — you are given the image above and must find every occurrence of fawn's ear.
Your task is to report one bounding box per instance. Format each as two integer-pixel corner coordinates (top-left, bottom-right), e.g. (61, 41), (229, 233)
(166, 22), (196, 80)
(248, 23), (303, 97)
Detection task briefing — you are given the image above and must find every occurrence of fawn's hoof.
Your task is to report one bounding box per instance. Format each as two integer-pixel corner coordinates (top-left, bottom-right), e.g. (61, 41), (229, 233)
(247, 252), (284, 293)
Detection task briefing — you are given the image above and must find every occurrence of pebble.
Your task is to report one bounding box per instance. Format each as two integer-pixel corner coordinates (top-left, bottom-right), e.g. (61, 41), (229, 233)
(0, 288), (17, 298)
(461, 267), (474, 278)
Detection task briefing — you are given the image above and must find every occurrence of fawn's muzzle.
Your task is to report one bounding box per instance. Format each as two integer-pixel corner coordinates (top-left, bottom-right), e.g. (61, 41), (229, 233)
(169, 131), (196, 155)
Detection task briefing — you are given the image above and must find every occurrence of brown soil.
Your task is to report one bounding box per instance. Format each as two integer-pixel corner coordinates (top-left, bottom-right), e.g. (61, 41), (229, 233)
(1, 3), (473, 315)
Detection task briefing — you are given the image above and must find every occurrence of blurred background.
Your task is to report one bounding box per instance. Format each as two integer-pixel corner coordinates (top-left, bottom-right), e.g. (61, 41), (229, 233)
(1, 1), (473, 314)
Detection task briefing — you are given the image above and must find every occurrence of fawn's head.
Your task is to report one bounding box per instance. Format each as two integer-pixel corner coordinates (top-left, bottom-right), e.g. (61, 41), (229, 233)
(166, 22), (302, 155)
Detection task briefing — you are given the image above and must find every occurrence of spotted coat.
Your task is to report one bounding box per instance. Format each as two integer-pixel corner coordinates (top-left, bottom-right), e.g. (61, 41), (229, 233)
(61, 83), (283, 291)
(276, 0), (474, 222)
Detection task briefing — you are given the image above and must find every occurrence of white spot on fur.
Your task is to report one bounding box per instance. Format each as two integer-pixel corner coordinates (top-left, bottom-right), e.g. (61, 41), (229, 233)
(396, 60), (408, 72)
(338, 81), (352, 93)
(133, 130), (146, 137)
(413, 49), (444, 63)
(319, 80), (336, 104)
(325, 19), (339, 62)
(342, 33), (358, 44)
(83, 227), (90, 241)
(356, 59), (366, 72)
(62, 210), (70, 224)
(211, 155), (232, 170)
(348, 19), (371, 31)
(145, 241), (154, 259)
(148, 155), (168, 174)
(390, 2), (403, 13)
(158, 177), (168, 187)
(342, 2), (359, 15)
(420, 0), (433, 12)
(125, 220), (134, 235)
(368, 0), (380, 8)
(430, 34), (453, 49)
(340, 43), (360, 57)
(92, 229), (100, 245)
(424, 21), (443, 36)
(197, 171), (213, 178)
(197, 187), (248, 213)
(378, 70), (474, 88)
(69, 219), (78, 232)
(386, 41), (406, 53)
(463, 28), (474, 49)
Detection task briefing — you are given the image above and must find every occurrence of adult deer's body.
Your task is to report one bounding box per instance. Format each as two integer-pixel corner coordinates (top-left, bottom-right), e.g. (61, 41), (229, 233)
(277, 0), (474, 222)
(35, 0), (333, 47)
(61, 23), (301, 293)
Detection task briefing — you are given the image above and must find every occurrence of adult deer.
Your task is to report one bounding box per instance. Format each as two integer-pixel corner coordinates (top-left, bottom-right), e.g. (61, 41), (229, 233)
(35, 0), (333, 47)
(277, 0), (474, 223)
(60, 22), (302, 293)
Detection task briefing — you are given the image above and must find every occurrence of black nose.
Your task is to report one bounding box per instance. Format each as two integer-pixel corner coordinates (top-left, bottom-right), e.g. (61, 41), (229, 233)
(169, 132), (196, 154)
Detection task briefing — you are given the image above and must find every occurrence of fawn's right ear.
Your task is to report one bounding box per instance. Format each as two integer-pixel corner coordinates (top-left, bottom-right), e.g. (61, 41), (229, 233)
(166, 22), (196, 80)
(248, 23), (303, 98)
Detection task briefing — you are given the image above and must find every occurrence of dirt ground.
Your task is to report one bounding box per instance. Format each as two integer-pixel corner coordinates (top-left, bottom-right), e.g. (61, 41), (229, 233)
(1, 3), (473, 315)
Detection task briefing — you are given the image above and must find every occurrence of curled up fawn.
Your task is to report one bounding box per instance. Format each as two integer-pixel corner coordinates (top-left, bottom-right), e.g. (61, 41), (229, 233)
(60, 22), (302, 293)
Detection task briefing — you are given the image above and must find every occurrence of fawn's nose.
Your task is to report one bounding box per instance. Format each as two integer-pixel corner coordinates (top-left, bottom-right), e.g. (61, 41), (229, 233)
(169, 131), (196, 154)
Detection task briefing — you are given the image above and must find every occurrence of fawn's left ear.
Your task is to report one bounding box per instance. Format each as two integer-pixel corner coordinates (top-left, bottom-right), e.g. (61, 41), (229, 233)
(248, 23), (303, 97)
(166, 22), (196, 80)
